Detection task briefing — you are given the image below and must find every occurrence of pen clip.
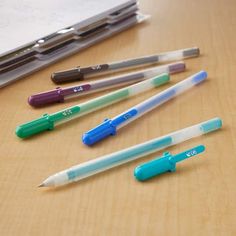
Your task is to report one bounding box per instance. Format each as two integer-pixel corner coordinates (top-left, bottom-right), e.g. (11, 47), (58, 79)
(134, 145), (205, 181)
(170, 145), (205, 164)
(82, 118), (116, 146)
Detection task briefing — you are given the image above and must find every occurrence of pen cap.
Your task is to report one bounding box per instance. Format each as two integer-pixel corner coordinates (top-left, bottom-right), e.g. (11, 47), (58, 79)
(134, 152), (176, 181)
(51, 68), (83, 84)
(134, 145), (205, 181)
(15, 115), (54, 138)
(82, 119), (116, 146)
(28, 88), (64, 107)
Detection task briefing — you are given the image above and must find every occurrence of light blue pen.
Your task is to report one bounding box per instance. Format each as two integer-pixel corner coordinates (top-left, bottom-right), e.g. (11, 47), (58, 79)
(39, 118), (221, 187)
(134, 145), (205, 181)
(82, 71), (207, 146)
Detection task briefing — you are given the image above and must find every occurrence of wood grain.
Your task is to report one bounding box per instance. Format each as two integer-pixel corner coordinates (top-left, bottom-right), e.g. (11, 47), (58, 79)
(0, 0), (236, 235)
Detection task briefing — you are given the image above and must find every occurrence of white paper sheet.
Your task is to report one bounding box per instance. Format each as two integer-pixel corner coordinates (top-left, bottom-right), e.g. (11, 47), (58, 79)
(0, 0), (135, 55)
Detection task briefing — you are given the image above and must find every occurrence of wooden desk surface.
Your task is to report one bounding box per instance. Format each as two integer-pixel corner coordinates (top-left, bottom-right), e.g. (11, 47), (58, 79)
(1, 0), (236, 235)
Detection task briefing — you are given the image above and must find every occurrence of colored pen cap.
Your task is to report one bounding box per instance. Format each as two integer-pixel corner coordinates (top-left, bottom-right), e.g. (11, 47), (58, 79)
(134, 152), (176, 181)
(51, 68), (84, 83)
(134, 145), (205, 181)
(82, 119), (116, 146)
(15, 114), (54, 139)
(28, 87), (64, 107)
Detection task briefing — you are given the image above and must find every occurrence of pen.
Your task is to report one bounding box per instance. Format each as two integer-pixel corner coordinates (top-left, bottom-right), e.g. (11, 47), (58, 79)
(82, 71), (207, 145)
(51, 47), (200, 83)
(134, 145), (205, 181)
(16, 73), (170, 138)
(28, 62), (185, 107)
(38, 118), (222, 187)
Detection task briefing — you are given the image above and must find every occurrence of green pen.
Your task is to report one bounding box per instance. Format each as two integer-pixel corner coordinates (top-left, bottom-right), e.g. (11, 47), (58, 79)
(16, 73), (169, 138)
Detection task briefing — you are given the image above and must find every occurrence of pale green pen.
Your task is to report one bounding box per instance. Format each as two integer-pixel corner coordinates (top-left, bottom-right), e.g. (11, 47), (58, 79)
(38, 117), (222, 187)
(16, 73), (169, 138)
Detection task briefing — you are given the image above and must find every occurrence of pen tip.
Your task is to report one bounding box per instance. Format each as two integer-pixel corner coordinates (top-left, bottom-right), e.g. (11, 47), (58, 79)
(38, 183), (45, 188)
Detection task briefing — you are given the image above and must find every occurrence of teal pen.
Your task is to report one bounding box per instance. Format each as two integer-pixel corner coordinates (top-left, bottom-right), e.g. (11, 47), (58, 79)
(39, 118), (222, 187)
(134, 145), (205, 181)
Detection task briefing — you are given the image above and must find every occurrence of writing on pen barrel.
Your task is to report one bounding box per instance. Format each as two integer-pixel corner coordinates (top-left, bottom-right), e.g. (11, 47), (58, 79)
(28, 62), (185, 107)
(134, 145), (205, 181)
(82, 70), (207, 146)
(51, 47), (199, 83)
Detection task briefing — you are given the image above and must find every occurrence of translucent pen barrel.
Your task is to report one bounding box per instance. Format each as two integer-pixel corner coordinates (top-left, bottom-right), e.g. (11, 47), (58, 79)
(64, 62), (184, 100)
(51, 47), (198, 83)
(16, 74), (169, 138)
(116, 70), (207, 129)
(157, 47), (200, 62)
(82, 71), (207, 145)
(42, 118), (222, 186)
(28, 62), (185, 107)
(109, 47), (199, 69)
(54, 74), (169, 126)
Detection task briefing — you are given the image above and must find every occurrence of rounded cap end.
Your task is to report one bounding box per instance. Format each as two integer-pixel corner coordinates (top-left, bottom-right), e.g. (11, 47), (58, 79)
(28, 88), (64, 107)
(134, 166), (145, 181)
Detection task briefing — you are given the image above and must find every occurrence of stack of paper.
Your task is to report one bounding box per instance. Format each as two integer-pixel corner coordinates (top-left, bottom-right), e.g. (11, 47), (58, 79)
(0, 0), (148, 87)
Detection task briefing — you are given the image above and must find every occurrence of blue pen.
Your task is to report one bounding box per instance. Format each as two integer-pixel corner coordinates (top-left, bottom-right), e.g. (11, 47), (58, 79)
(134, 145), (205, 181)
(83, 71), (207, 145)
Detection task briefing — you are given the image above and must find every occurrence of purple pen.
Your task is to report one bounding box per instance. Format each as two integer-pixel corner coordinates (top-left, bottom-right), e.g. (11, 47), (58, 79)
(28, 62), (185, 107)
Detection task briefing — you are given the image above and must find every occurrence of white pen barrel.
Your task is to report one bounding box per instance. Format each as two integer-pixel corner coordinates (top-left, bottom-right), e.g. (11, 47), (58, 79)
(158, 47), (199, 61)
(41, 117), (222, 186)
(116, 71), (207, 130)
